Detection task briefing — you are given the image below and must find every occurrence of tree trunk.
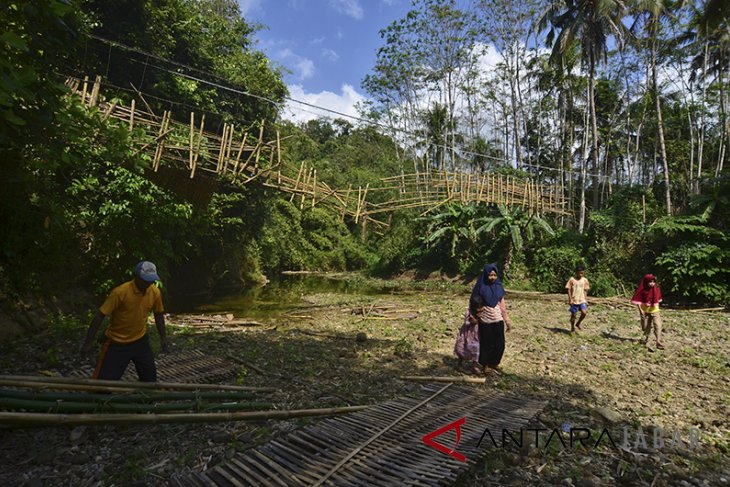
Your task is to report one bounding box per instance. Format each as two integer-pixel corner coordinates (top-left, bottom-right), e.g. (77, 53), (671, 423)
(696, 41), (708, 193)
(590, 55), (600, 212)
(651, 28), (672, 215)
(579, 101), (589, 234)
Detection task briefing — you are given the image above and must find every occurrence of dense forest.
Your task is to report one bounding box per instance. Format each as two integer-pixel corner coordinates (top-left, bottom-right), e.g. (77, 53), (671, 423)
(1, 0), (729, 334)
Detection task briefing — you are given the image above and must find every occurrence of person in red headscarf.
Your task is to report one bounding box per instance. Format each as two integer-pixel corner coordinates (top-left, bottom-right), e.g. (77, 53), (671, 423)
(631, 274), (665, 350)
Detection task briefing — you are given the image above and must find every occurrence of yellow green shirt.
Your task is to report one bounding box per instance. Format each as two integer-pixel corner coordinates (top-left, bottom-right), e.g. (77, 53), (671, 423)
(639, 303), (660, 314)
(100, 280), (164, 343)
(566, 277), (590, 304)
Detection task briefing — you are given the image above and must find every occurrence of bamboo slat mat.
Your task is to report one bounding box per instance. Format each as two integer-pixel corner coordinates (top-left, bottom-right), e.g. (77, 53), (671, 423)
(70, 350), (240, 384)
(170, 383), (547, 486)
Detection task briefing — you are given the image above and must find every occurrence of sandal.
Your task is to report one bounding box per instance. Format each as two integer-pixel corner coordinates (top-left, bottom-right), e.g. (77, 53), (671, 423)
(656, 343), (665, 350)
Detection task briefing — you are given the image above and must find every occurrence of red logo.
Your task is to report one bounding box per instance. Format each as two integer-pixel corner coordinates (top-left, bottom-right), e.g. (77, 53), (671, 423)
(421, 417), (467, 462)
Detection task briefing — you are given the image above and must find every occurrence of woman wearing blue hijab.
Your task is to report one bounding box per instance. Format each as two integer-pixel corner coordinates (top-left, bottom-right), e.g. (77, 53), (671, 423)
(470, 263), (511, 372)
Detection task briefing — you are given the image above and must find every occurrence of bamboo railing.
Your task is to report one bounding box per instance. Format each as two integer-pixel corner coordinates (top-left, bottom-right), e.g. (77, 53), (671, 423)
(67, 75), (568, 234)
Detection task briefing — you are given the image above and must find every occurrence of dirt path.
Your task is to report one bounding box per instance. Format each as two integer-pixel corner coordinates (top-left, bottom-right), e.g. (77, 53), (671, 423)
(1, 286), (728, 486)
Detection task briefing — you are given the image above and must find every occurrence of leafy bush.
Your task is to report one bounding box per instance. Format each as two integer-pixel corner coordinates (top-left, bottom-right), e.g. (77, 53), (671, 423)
(655, 242), (730, 304)
(371, 214), (425, 276)
(530, 243), (584, 293)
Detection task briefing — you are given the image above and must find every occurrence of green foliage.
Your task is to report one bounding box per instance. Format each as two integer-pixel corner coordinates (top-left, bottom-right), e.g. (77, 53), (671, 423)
(587, 266), (624, 297)
(255, 199), (374, 275)
(84, 0), (286, 124)
(655, 242), (730, 303)
(371, 214), (425, 276)
(0, 0), (84, 143)
(531, 241), (583, 293)
(649, 207), (730, 303)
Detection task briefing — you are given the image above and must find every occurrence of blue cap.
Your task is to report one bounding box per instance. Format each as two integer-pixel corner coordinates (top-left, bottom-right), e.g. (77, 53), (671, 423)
(134, 261), (160, 282)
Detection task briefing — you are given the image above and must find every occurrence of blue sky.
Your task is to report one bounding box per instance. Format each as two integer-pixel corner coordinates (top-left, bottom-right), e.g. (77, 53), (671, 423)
(237, 0), (412, 122)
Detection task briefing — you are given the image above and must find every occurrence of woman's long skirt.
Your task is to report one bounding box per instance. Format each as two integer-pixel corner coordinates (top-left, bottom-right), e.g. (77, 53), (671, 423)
(478, 321), (505, 367)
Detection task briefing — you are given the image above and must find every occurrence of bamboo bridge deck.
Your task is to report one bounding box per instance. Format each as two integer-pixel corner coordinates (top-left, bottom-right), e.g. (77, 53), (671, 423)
(170, 383), (547, 486)
(68, 75), (568, 231)
(69, 349), (241, 384)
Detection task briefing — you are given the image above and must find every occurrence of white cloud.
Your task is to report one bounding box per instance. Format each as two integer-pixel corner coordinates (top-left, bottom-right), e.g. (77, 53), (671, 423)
(236, 0), (264, 16)
(283, 84), (366, 124)
(279, 49), (316, 80)
(321, 48), (340, 62)
(330, 0), (364, 20)
(296, 58), (316, 80)
(475, 43), (502, 72)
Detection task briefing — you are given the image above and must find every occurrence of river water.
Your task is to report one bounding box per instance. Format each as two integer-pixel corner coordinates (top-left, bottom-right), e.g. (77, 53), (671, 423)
(171, 274), (399, 319)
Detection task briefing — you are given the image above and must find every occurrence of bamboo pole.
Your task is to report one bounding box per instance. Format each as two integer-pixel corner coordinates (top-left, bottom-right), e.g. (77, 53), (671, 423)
(89, 75), (102, 107)
(128, 99), (135, 131)
(276, 130), (282, 185)
(523, 180), (529, 208)
(0, 375), (276, 392)
(0, 405), (369, 428)
(191, 114), (205, 179)
(216, 123), (228, 173)
(354, 186), (362, 223)
(235, 141), (260, 180)
(341, 184), (352, 221)
(189, 112), (195, 170)
(102, 100), (117, 121)
(0, 397), (273, 414)
(223, 124), (235, 174)
(81, 75), (89, 104)
(253, 122), (265, 171)
(153, 111), (170, 172)
(289, 160), (306, 202)
(230, 132), (248, 177)
(300, 167), (313, 209)
(311, 169), (317, 208)
(0, 389), (257, 403)
(400, 376), (487, 383)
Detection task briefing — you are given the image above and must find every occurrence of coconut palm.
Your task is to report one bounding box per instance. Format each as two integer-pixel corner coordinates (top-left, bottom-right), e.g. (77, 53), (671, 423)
(630, 0), (679, 215)
(535, 0), (629, 231)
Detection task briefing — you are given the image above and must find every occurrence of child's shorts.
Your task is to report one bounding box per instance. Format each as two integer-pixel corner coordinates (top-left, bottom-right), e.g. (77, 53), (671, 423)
(569, 303), (588, 314)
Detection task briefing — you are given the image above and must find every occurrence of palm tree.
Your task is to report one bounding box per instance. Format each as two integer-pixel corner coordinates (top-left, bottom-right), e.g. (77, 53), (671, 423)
(535, 0), (629, 231)
(476, 205), (555, 277)
(420, 102), (451, 171)
(631, 0), (677, 215)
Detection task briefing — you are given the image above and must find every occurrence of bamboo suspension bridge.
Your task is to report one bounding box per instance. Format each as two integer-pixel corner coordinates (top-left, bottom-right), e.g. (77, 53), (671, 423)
(68, 75), (568, 232)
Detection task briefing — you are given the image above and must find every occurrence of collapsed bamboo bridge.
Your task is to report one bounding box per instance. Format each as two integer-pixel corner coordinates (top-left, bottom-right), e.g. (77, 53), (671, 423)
(68, 76), (568, 231)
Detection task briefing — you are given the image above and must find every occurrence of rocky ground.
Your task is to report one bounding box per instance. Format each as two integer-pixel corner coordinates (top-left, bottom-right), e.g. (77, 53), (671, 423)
(0, 280), (728, 486)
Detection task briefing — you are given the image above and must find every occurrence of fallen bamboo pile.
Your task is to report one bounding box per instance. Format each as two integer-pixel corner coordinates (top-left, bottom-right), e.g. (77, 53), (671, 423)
(0, 375), (277, 417)
(0, 375), (275, 392)
(0, 374), (370, 428)
(349, 303), (419, 320)
(0, 405), (369, 428)
(169, 313), (265, 331)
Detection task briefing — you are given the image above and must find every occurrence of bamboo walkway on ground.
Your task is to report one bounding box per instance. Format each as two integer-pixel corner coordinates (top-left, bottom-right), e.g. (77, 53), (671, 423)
(170, 383), (547, 486)
(68, 75), (568, 231)
(68, 349), (242, 384)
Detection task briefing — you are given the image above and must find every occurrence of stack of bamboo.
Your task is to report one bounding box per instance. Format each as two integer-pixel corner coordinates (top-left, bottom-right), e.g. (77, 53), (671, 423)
(0, 375), (273, 414)
(0, 375), (366, 427)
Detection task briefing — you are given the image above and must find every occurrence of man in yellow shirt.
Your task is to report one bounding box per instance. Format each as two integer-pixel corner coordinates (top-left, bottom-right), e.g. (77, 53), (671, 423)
(81, 261), (169, 381)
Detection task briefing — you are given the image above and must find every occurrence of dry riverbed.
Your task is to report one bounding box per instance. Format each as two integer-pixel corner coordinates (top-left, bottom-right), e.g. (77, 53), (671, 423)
(1, 281), (728, 486)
